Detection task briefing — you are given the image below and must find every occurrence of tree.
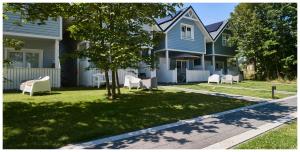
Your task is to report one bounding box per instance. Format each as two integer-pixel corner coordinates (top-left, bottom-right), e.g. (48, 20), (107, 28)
(5, 3), (182, 99)
(229, 3), (297, 80)
(67, 3), (181, 99)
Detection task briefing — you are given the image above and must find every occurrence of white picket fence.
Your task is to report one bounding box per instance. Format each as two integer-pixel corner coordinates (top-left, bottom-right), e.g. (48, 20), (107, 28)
(3, 68), (61, 90)
(79, 68), (138, 87)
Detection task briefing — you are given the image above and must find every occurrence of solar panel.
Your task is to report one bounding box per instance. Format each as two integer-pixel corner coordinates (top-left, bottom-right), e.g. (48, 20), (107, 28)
(155, 7), (188, 25)
(205, 21), (224, 32)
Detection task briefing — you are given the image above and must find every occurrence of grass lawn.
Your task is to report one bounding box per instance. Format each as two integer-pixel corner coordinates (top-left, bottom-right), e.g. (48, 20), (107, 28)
(236, 120), (297, 149)
(220, 80), (297, 92)
(177, 80), (296, 99)
(3, 88), (256, 149)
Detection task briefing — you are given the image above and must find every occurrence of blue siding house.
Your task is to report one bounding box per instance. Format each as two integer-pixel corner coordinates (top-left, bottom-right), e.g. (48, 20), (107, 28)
(152, 6), (236, 83)
(3, 12), (62, 89)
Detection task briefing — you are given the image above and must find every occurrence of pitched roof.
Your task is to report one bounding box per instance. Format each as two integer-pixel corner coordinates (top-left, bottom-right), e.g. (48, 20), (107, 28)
(205, 21), (224, 33)
(205, 20), (228, 40)
(154, 7), (189, 31)
(154, 6), (213, 41)
(155, 8), (187, 25)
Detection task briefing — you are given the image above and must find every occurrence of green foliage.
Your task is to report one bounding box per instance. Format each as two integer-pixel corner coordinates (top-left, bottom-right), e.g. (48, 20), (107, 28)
(228, 3), (297, 80)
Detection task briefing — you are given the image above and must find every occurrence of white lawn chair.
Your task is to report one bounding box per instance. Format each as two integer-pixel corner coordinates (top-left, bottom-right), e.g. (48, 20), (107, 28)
(208, 74), (220, 84)
(232, 75), (240, 83)
(92, 73), (112, 88)
(221, 75), (233, 84)
(124, 75), (141, 90)
(20, 76), (51, 96)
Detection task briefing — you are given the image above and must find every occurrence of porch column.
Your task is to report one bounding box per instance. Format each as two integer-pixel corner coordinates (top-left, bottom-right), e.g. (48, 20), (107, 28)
(202, 54), (205, 70)
(212, 42), (216, 72)
(166, 50), (169, 70)
(55, 39), (60, 68)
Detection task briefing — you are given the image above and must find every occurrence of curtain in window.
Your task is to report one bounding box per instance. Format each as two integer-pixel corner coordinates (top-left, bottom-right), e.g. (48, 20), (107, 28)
(186, 27), (191, 38)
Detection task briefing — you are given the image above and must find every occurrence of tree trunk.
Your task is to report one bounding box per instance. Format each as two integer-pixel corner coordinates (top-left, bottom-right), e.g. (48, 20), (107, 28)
(104, 70), (111, 98)
(116, 70), (121, 95)
(276, 63), (281, 80)
(111, 69), (116, 99)
(253, 59), (257, 80)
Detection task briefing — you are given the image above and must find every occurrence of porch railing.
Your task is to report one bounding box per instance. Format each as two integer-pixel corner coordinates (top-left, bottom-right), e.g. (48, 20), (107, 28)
(186, 70), (210, 82)
(3, 68), (61, 90)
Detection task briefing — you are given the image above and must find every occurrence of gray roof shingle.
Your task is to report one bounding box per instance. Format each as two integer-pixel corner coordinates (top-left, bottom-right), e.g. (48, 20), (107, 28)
(205, 21), (224, 33)
(155, 7), (188, 25)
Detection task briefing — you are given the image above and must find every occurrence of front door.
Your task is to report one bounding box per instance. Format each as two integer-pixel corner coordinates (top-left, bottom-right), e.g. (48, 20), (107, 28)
(177, 60), (187, 83)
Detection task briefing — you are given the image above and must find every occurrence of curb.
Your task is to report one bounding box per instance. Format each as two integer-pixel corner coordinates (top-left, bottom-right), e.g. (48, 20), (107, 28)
(60, 95), (296, 149)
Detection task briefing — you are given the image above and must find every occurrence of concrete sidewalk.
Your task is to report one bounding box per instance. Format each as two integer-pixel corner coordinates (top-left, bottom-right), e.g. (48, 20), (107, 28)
(162, 86), (271, 102)
(62, 95), (297, 149)
(195, 84), (296, 95)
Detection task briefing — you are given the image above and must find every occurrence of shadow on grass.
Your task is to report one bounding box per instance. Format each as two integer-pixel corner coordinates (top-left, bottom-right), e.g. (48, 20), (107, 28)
(3, 89), (295, 149)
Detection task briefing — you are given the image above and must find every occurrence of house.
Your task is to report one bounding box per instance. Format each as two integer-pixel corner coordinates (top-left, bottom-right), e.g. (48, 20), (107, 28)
(148, 6), (237, 83)
(204, 20), (237, 75)
(3, 12), (62, 90)
(3, 6), (238, 90)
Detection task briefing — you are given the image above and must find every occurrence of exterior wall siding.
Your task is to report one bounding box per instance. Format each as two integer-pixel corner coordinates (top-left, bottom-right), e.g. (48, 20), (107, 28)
(4, 35), (55, 68)
(3, 12), (61, 38)
(214, 29), (235, 56)
(167, 18), (205, 53)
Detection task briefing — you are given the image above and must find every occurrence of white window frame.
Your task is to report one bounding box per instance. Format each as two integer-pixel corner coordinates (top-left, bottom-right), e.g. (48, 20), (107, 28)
(5, 48), (43, 68)
(181, 23), (194, 41)
(222, 33), (230, 46)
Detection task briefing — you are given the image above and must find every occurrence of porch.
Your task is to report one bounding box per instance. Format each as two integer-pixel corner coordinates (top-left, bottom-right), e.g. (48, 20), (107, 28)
(3, 36), (61, 90)
(3, 68), (61, 90)
(205, 55), (239, 75)
(156, 51), (210, 83)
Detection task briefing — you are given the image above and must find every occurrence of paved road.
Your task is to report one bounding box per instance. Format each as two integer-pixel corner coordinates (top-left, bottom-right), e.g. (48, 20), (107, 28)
(90, 96), (296, 149)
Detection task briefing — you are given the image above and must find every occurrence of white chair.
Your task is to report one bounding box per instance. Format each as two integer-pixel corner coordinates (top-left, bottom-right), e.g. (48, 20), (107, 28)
(233, 75), (240, 83)
(221, 75), (233, 84)
(92, 73), (105, 88)
(208, 74), (220, 84)
(124, 75), (141, 90)
(20, 76), (51, 96)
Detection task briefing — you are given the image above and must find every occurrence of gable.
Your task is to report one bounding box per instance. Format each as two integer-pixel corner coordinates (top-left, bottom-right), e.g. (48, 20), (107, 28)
(206, 20), (229, 40)
(167, 18), (205, 53)
(163, 7), (213, 42)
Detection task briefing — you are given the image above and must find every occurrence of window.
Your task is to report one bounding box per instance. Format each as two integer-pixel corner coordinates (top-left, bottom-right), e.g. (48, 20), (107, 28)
(194, 58), (201, 66)
(181, 24), (194, 40)
(222, 33), (230, 46)
(6, 48), (43, 68)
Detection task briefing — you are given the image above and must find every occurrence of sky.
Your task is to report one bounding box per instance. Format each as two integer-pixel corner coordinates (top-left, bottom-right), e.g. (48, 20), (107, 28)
(183, 3), (238, 25)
